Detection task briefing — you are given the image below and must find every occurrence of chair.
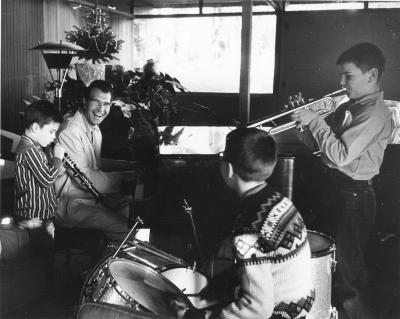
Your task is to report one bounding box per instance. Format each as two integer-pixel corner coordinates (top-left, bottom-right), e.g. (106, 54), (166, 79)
(0, 129), (21, 159)
(385, 100), (400, 144)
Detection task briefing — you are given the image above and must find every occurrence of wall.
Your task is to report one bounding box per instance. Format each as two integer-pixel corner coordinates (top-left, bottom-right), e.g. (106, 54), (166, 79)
(1, 0), (45, 132)
(278, 10), (400, 106)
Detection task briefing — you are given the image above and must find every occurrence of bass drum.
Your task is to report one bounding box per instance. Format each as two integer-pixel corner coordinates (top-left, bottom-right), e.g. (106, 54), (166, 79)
(79, 241), (211, 314)
(307, 230), (338, 319)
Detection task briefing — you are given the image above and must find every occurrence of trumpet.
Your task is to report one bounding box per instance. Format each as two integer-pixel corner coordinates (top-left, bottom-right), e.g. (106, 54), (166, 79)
(246, 89), (347, 134)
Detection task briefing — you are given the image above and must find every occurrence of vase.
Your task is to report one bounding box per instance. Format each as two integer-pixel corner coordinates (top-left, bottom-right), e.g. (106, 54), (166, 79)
(75, 63), (106, 87)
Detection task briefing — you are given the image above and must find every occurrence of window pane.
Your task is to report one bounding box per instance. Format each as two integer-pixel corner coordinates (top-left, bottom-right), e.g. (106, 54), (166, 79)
(369, 1), (400, 8)
(251, 15), (276, 93)
(286, 2), (364, 11)
(202, 4), (275, 13)
(134, 7), (199, 15)
(132, 15), (276, 93)
(202, 6), (242, 13)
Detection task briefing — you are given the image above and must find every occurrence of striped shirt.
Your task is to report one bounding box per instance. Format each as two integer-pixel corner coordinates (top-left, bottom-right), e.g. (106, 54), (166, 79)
(15, 135), (62, 220)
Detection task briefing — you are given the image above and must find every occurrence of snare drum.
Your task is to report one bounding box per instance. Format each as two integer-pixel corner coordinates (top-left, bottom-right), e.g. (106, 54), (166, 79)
(307, 230), (337, 319)
(80, 241), (212, 315)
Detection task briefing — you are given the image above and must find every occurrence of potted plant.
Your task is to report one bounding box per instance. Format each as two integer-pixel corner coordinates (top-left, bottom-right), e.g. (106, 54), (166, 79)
(100, 59), (187, 161)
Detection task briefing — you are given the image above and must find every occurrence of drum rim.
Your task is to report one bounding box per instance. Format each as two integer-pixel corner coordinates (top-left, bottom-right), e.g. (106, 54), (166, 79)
(79, 244), (190, 306)
(108, 258), (194, 313)
(307, 230), (336, 258)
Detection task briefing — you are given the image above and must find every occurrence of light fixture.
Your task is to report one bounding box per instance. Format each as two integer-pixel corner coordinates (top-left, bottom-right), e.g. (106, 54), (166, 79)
(73, 4), (82, 10)
(30, 41), (86, 111)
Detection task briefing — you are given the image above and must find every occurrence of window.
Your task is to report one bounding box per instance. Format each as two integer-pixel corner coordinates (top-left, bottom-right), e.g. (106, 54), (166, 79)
(132, 14), (276, 93)
(286, 1), (364, 11)
(202, 4), (274, 13)
(133, 7), (199, 15)
(368, 1), (400, 9)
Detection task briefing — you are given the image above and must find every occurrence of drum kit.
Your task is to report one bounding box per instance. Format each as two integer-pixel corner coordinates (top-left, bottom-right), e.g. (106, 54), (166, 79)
(79, 218), (338, 319)
(79, 218), (215, 319)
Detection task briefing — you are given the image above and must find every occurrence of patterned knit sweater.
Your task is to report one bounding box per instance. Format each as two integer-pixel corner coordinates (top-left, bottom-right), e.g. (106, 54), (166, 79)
(207, 184), (315, 319)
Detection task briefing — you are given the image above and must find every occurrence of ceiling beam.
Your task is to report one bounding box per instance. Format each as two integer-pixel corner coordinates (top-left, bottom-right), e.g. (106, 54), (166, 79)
(64, 0), (135, 19)
(265, 0), (281, 11)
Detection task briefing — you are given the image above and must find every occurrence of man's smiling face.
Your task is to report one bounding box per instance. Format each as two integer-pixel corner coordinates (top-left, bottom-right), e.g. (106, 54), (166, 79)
(83, 88), (112, 126)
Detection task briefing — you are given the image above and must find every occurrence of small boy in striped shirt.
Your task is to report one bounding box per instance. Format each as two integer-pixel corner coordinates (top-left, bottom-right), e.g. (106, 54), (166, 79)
(15, 100), (65, 244)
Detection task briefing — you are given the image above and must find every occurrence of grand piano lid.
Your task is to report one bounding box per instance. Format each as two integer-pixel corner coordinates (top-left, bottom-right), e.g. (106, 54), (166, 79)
(159, 126), (236, 155)
(157, 126), (308, 156)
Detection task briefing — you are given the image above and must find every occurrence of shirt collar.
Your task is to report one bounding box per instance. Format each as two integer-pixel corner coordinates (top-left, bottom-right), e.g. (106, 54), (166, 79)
(350, 91), (383, 107)
(241, 182), (267, 199)
(21, 135), (41, 148)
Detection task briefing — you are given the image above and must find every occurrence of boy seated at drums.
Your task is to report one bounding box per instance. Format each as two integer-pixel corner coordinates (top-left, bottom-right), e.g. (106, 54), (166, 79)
(177, 128), (315, 319)
(14, 100), (65, 252)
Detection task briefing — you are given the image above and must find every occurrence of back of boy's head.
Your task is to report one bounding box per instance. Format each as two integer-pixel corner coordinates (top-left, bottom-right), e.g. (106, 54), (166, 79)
(223, 128), (277, 182)
(23, 100), (63, 130)
(336, 42), (385, 80)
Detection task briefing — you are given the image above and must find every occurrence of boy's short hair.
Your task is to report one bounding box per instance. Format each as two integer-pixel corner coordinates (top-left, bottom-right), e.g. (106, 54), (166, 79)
(336, 42), (385, 80)
(86, 80), (113, 99)
(222, 128), (277, 182)
(23, 100), (63, 129)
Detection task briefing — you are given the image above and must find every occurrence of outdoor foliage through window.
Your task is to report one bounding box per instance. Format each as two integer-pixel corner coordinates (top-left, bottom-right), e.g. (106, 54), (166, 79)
(132, 15), (276, 93)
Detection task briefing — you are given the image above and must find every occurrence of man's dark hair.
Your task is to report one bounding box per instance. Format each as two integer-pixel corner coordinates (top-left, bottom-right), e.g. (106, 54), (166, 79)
(23, 100), (63, 129)
(336, 42), (385, 80)
(222, 128), (277, 182)
(86, 80), (113, 99)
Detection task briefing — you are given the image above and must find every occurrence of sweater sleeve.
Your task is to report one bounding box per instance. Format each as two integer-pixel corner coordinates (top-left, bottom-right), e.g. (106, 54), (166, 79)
(209, 234), (274, 319)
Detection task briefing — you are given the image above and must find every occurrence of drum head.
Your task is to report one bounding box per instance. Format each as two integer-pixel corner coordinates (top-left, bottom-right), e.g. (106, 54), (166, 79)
(109, 259), (191, 319)
(161, 267), (218, 309)
(307, 230), (335, 258)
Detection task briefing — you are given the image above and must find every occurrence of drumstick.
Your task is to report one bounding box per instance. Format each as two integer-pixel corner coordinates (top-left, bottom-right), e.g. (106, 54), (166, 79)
(112, 217), (144, 259)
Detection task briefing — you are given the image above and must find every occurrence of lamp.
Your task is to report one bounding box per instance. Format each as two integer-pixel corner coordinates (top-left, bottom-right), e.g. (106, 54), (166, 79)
(30, 40), (86, 111)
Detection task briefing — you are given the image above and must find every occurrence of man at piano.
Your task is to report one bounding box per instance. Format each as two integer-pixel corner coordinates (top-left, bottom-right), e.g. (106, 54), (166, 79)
(292, 43), (392, 318)
(55, 80), (133, 241)
(180, 128), (314, 319)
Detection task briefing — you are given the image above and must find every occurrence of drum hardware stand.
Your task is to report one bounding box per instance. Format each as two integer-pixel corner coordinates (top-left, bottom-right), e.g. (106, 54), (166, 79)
(331, 247), (337, 273)
(183, 198), (203, 265)
(112, 217), (144, 259)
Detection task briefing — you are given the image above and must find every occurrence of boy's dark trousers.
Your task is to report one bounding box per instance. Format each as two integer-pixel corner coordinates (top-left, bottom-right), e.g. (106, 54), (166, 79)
(316, 168), (376, 319)
(24, 223), (55, 291)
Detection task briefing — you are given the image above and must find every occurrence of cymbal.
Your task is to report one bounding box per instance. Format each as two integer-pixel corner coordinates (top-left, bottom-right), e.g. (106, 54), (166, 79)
(109, 259), (191, 318)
